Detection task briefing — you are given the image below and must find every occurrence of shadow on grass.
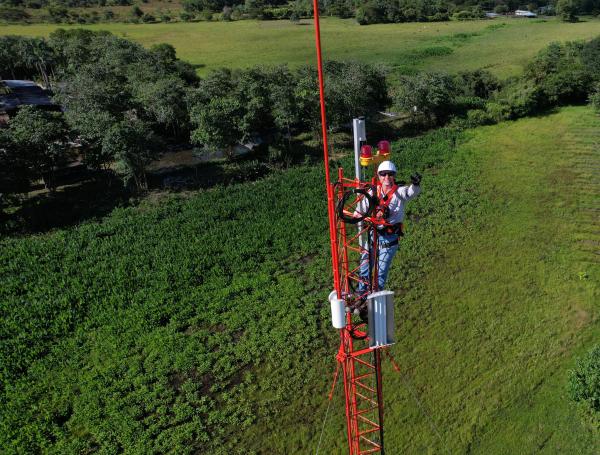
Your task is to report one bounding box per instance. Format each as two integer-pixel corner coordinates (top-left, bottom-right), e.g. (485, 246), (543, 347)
(4, 172), (130, 236)
(3, 123), (419, 236)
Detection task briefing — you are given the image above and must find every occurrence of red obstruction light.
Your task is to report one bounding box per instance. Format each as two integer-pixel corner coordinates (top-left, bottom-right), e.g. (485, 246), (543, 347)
(377, 140), (391, 156)
(360, 144), (373, 166)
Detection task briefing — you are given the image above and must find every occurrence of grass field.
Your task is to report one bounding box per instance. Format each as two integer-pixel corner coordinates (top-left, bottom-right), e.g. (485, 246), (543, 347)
(1, 106), (598, 453)
(244, 106), (600, 454)
(2, 17), (600, 77)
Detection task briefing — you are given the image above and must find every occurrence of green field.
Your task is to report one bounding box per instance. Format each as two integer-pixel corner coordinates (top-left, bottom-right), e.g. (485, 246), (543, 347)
(248, 106), (600, 453)
(2, 17), (600, 77)
(1, 105), (598, 453)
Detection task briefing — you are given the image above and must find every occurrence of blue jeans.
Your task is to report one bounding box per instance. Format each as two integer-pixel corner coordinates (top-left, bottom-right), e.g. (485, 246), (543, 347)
(357, 233), (400, 294)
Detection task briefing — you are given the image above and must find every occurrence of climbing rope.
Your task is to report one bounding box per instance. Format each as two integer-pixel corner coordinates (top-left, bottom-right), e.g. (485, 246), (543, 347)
(314, 393), (334, 455)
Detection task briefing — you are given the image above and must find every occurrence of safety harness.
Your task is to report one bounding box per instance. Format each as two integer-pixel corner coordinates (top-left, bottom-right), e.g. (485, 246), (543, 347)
(374, 184), (404, 239)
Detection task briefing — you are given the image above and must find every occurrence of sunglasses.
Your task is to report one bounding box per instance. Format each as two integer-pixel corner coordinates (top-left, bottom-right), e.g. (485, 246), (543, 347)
(379, 172), (396, 177)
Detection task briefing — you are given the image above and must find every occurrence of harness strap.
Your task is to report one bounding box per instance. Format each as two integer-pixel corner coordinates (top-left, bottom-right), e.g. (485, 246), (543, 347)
(379, 238), (399, 249)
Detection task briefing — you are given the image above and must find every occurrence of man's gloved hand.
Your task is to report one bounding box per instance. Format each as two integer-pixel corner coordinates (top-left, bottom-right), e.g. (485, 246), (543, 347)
(410, 172), (422, 186)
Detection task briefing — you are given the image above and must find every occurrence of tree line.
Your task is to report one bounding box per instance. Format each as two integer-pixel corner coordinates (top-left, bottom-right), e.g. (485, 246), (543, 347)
(3, 0), (600, 25)
(0, 30), (389, 214)
(395, 36), (600, 129)
(1, 30), (600, 222)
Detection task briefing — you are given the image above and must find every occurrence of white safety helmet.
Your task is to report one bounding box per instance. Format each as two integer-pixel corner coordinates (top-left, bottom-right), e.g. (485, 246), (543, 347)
(377, 161), (397, 175)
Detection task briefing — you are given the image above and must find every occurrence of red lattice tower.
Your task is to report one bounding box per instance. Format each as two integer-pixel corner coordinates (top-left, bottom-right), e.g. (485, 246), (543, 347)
(333, 170), (389, 454)
(311, 2), (394, 453)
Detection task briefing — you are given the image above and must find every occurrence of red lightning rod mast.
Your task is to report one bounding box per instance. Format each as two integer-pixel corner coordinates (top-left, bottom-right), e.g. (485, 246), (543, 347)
(312, 4), (397, 454)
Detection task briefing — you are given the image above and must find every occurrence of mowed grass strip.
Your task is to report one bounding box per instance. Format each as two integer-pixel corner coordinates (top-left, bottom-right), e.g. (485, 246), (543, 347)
(2, 17), (600, 77)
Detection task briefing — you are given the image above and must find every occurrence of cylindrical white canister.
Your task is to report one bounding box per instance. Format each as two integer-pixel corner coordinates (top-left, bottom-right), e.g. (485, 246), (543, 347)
(328, 290), (346, 329)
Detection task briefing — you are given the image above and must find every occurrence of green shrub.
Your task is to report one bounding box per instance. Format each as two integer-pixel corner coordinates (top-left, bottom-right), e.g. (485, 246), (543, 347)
(0, 6), (30, 21)
(498, 80), (543, 119)
(568, 345), (600, 432)
(525, 42), (592, 105)
(589, 83), (600, 113)
(466, 108), (495, 126)
(179, 11), (194, 21)
(48, 5), (69, 22)
(131, 5), (143, 17)
(394, 72), (456, 126)
(141, 12), (155, 22)
(484, 101), (508, 123)
(456, 69), (501, 99)
(581, 36), (600, 78)
(199, 9), (213, 20)
(556, 0), (579, 22)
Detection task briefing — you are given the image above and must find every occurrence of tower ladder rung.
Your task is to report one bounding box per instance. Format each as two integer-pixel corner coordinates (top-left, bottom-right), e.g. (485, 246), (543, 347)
(353, 380), (376, 393)
(355, 391), (378, 406)
(357, 413), (380, 428)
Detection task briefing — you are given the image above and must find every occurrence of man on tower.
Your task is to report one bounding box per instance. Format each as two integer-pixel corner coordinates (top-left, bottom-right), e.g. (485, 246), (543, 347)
(355, 160), (421, 302)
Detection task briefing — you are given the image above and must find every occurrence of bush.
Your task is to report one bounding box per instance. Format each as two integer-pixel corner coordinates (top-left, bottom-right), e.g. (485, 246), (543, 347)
(589, 84), (600, 113)
(465, 108), (495, 126)
(556, 0), (579, 22)
(0, 6), (30, 21)
(131, 5), (143, 17)
(355, 4), (381, 25)
(199, 9), (213, 20)
(221, 5), (232, 20)
(456, 69), (501, 99)
(484, 101), (508, 123)
(525, 42), (593, 105)
(158, 12), (172, 22)
(48, 5), (69, 22)
(141, 12), (155, 22)
(179, 11), (194, 21)
(394, 72), (456, 126)
(452, 7), (484, 20)
(581, 37), (600, 78)
(496, 80), (543, 119)
(569, 345), (600, 432)
(428, 11), (449, 21)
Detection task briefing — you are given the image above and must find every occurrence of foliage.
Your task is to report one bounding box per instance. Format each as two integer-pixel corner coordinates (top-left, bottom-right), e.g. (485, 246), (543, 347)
(131, 75), (190, 135)
(569, 345), (600, 432)
(0, 123), (468, 454)
(0, 5), (29, 21)
(48, 29), (196, 178)
(0, 35), (52, 84)
(190, 96), (244, 159)
(0, 130), (29, 215)
(581, 36), (600, 76)
(455, 69), (501, 99)
(494, 79), (543, 119)
(557, 0), (579, 21)
(2, 107), (599, 454)
(102, 120), (160, 190)
(6, 105), (71, 190)
(322, 60), (390, 127)
(524, 41), (593, 105)
(188, 62), (389, 161)
(394, 72), (457, 126)
(590, 83), (600, 112)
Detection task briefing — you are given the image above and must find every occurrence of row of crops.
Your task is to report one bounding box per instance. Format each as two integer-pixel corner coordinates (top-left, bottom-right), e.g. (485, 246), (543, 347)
(0, 126), (484, 453)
